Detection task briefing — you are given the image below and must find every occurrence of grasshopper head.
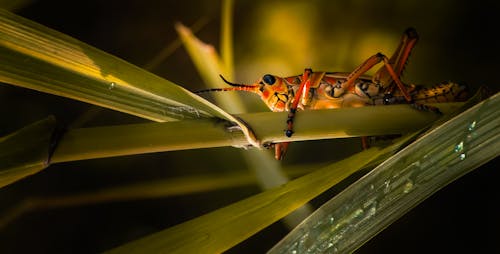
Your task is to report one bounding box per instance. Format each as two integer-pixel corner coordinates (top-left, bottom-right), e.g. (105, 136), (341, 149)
(195, 74), (291, 112)
(255, 74), (290, 112)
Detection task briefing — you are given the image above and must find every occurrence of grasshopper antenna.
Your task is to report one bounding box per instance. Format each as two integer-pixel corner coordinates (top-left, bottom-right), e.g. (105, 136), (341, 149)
(219, 75), (247, 87)
(194, 75), (258, 94)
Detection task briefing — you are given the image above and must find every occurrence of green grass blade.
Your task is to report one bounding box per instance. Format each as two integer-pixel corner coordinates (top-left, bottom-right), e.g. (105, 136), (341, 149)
(0, 116), (56, 188)
(269, 92), (500, 254)
(106, 132), (418, 254)
(47, 103), (459, 163)
(50, 117), (247, 163)
(241, 103), (462, 144)
(0, 9), (228, 122)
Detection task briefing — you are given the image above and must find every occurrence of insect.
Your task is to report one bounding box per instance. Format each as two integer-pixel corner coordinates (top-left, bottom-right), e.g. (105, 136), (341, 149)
(196, 28), (469, 160)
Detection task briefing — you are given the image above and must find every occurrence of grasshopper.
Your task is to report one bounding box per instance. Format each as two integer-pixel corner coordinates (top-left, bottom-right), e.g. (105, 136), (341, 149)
(196, 28), (469, 159)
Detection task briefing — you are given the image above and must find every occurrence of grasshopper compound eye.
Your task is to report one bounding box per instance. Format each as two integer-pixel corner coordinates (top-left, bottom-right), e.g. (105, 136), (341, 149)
(262, 74), (276, 85)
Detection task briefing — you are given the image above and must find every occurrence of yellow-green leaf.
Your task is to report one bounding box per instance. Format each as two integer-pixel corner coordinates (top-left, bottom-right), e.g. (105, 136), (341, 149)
(47, 103), (460, 163)
(0, 10), (214, 121)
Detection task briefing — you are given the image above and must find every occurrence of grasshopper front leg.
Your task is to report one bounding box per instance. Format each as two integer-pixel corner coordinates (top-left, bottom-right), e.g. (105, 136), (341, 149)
(285, 68), (313, 137)
(285, 69), (327, 137)
(275, 68), (315, 160)
(276, 69), (327, 159)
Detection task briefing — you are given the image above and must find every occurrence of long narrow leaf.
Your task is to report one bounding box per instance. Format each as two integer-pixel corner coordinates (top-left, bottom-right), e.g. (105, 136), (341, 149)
(49, 103), (459, 163)
(0, 10), (205, 121)
(50, 117), (247, 163)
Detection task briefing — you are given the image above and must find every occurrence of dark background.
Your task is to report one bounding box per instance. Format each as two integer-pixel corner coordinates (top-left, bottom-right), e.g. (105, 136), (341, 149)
(0, 0), (498, 253)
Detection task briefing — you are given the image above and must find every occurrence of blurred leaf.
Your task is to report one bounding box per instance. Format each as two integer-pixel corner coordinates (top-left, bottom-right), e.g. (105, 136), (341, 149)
(107, 132), (418, 253)
(143, 16), (211, 71)
(0, 163), (320, 229)
(0, 116), (56, 188)
(220, 0), (234, 78)
(176, 22), (246, 114)
(0, 0), (32, 11)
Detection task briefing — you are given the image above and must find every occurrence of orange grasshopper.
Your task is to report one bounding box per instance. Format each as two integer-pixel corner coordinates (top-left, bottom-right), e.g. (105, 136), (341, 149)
(196, 28), (469, 159)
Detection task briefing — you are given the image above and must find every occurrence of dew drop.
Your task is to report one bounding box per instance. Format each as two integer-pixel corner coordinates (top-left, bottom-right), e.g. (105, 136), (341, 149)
(108, 82), (115, 90)
(468, 121), (477, 131)
(459, 153), (466, 160)
(329, 216), (335, 224)
(383, 180), (391, 193)
(454, 141), (464, 153)
(403, 181), (414, 193)
(367, 206), (377, 216)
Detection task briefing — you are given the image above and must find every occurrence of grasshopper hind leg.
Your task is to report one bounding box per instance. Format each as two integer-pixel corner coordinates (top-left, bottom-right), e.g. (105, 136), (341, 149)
(374, 27), (419, 87)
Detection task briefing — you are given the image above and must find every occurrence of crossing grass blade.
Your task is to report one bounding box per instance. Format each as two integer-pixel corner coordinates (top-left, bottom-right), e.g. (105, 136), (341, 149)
(0, 116), (56, 188)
